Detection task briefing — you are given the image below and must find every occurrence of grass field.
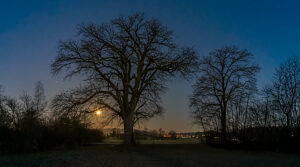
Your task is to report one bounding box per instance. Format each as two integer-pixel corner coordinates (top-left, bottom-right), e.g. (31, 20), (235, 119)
(1, 143), (300, 167)
(101, 138), (201, 145)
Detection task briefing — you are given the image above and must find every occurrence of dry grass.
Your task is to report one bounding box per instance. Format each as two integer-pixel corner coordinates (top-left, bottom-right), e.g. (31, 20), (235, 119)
(1, 144), (300, 167)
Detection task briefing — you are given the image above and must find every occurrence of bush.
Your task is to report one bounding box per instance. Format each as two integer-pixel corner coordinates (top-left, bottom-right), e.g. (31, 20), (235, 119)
(0, 117), (105, 154)
(205, 127), (300, 152)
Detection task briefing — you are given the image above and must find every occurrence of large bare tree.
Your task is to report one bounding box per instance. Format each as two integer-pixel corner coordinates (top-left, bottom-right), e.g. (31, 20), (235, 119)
(51, 13), (198, 144)
(190, 46), (259, 142)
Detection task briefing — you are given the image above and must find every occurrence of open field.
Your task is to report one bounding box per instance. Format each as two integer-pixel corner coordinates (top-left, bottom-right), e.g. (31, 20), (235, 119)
(101, 138), (202, 145)
(1, 144), (300, 167)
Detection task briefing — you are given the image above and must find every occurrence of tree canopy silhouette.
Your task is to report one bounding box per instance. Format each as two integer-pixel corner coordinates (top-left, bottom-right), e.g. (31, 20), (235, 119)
(51, 13), (198, 144)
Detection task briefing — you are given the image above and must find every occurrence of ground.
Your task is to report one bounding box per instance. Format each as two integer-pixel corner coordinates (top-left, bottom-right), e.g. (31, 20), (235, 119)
(1, 140), (300, 167)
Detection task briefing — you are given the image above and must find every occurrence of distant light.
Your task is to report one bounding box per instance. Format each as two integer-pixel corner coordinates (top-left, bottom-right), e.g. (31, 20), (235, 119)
(95, 109), (102, 116)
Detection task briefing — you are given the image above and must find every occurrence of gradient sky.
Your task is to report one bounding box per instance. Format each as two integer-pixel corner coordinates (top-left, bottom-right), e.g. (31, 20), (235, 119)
(1, 0), (300, 132)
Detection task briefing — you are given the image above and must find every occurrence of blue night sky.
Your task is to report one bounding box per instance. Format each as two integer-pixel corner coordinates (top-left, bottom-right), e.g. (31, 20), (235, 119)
(0, 0), (300, 132)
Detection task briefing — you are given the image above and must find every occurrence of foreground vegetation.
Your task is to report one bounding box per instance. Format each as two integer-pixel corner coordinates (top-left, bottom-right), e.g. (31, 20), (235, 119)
(0, 82), (104, 154)
(1, 144), (300, 167)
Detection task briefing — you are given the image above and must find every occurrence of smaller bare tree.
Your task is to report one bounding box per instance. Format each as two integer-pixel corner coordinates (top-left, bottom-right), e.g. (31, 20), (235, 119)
(273, 55), (300, 134)
(190, 46), (259, 142)
(34, 81), (47, 113)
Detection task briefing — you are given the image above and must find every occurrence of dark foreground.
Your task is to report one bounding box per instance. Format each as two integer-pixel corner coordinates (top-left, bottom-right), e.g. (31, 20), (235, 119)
(1, 144), (300, 167)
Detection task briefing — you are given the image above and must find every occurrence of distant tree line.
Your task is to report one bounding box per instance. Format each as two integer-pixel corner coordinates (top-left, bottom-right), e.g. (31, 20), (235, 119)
(107, 128), (179, 140)
(190, 47), (300, 151)
(0, 81), (104, 154)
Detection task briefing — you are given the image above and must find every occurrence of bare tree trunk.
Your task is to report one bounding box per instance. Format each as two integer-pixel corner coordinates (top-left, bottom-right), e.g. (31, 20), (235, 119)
(123, 118), (136, 145)
(287, 113), (291, 128)
(221, 109), (227, 144)
(243, 96), (249, 140)
(286, 112), (291, 136)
